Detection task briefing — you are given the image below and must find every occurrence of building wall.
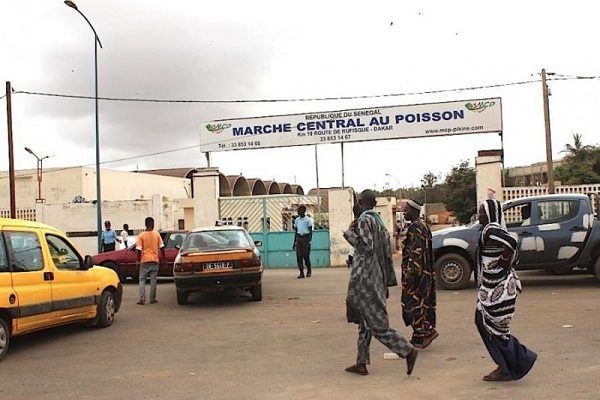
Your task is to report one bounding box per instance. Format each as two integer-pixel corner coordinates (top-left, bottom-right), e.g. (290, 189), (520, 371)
(35, 197), (178, 255)
(475, 152), (504, 203)
(328, 189), (354, 267)
(0, 167), (190, 210)
(0, 168), (85, 208)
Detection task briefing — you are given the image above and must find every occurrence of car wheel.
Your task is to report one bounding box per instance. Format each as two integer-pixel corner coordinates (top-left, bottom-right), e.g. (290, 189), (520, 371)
(434, 253), (472, 290)
(96, 290), (116, 328)
(0, 318), (10, 362)
(250, 283), (262, 302)
(103, 261), (126, 283)
(176, 290), (189, 305)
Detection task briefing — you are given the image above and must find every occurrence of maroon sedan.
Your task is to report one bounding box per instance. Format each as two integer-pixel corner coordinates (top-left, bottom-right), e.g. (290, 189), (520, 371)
(92, 230), (187, 282)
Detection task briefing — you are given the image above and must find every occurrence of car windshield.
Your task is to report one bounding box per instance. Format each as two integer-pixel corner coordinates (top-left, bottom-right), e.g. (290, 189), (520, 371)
(182, 230), (251, 252)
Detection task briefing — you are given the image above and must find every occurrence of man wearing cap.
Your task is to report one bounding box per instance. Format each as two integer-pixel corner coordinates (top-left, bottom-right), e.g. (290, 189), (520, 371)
(401, 200), (438, 349)
(100, 220), (121, 253)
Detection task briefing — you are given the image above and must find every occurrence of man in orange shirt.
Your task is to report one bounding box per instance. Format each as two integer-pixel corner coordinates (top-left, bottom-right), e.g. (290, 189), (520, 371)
(136, 217), (165, 305)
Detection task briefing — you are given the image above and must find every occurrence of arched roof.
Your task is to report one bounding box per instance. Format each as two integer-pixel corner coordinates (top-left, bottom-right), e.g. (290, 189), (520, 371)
(219, 173), (232, 197)
(227, 175), (251, 196)
(247, 178), (267, 195)
(291, 184), (304, 195)
(263, 180), (281, 195)
(279, 183), (293, 194)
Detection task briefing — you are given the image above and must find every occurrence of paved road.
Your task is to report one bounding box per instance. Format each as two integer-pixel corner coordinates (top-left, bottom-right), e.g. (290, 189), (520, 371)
(1, 268), (599, 400)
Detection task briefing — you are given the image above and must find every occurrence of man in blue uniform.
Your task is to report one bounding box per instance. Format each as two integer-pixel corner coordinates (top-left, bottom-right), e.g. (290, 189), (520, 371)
(100, 220), (121, 253)
(293, 205), (313, 278)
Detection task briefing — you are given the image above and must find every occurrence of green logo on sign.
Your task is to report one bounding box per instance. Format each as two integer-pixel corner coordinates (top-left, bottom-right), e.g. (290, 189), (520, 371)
(206, 123), (231, 133)
(465, 101), (496, 113)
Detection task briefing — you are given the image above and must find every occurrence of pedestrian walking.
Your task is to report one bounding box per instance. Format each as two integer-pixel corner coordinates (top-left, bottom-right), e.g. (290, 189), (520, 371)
(401, 199), (438, 349)
(100, 220), (121, 253)
(293, 205), (313, 278)
(344, 189), (418, 376)
(475, 198), (537, 381)
(136, 217), (165, 305)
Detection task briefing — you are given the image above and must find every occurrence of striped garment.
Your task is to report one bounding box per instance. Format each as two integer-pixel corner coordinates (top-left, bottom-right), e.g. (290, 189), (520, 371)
(476, 222), (522, 339)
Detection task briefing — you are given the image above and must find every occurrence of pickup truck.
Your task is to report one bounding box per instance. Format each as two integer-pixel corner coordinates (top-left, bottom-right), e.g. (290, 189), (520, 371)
(432, 194), (600, 290)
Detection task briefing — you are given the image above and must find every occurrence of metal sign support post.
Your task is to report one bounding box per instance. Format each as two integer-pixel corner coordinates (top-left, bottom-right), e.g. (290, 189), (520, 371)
(341, 142), (345, 189)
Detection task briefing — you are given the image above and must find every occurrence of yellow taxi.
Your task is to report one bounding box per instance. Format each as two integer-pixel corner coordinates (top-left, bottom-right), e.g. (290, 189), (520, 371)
(0, 218), (122, 361)
(173, 226), (263, 304)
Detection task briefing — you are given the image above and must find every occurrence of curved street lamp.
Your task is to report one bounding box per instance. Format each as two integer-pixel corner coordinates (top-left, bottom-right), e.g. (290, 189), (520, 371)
(24, 147), (50, 203)
(64, 0), (104, 252)
(384, 173), (402, 198)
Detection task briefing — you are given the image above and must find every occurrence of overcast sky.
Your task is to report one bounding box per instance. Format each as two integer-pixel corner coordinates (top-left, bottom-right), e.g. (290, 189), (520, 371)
(1, 0), (599, 193)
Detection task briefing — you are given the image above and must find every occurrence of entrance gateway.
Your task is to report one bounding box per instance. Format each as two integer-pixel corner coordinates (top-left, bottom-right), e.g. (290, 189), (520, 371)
(200, 98), (503, 268)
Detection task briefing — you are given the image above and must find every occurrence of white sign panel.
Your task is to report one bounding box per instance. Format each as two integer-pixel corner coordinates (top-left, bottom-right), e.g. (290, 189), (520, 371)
(200, 98), (502, 152)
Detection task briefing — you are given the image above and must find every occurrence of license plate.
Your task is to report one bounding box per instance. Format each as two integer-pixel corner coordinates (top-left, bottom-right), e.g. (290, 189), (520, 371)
(203, 261), (233, 270)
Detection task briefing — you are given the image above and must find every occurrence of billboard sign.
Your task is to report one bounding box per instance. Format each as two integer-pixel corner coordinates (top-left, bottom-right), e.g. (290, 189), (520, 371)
(200, 98), (502, 152)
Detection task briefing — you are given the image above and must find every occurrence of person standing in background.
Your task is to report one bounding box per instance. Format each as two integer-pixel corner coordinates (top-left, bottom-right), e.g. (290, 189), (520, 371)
(293, 205), (313, 278)
(120, 223), (130, 249)
(101, 220), (121, 253)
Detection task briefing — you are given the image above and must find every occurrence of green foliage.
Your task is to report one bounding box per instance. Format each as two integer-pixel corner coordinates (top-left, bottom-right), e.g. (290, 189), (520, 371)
(555, 134), (600, 184)
(443, 160), (477, 224)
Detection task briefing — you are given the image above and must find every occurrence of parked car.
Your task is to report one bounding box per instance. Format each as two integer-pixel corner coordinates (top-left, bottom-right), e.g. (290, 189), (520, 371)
(92, 230), (187, 282)
(432, 194), (600, 290)
(0, 218), (122, 361)
(173, 226), (263, 304)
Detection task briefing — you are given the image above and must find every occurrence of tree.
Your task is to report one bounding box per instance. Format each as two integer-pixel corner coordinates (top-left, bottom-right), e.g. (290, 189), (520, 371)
(555, 134), (600, 184)
(444, 160), (477, 224)
(420, 171), (439, 191)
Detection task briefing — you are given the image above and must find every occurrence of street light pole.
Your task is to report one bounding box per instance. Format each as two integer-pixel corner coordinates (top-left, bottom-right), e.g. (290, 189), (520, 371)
(24, 147), (49, 203)
(65, 1), (104, 252)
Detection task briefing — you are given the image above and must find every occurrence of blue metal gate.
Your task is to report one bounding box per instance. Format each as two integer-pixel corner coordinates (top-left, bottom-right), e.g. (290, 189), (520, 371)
(218, 195), (330, 268)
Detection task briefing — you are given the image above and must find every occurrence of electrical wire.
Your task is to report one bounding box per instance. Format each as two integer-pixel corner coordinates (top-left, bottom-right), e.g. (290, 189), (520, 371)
(10, 79), (544, 104)
(2, 73), (599, 182)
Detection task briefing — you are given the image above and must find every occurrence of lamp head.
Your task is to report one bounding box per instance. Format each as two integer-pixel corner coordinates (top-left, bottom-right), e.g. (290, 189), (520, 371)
(24, 147), (34, 155)
(64, 1), (78, 10)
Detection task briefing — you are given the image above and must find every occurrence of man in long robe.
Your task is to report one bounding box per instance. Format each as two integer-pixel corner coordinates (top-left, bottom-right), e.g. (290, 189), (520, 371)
(401, 200), (438, 349)
(344, 190), (418, 376)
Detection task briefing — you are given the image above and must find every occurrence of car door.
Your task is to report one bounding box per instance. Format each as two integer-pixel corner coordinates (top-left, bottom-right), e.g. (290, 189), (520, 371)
(44, 233), (97, 322)
(533, 198), (585, 265)
(0, 234), (16, 322)
(503, 201), (540, 267)
(161, 232), (186, 276)
(3, 229), (54, 334)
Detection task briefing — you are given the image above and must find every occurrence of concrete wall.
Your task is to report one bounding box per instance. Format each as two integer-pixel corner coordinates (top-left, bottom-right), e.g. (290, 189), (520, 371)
(0, 167), (190, 209)
(0, 168), (85, 208)
(475, 150), (504, 203)
(192, 168), (220, 228)
(35, 197), (177, 256)
(328, 189), (354, 267)
(375, 197), (396, 237)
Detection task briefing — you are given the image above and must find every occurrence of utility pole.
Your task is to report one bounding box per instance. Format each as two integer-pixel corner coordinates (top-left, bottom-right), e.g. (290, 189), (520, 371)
(6, 81), (16, 218)
(541, 68), (555, 194)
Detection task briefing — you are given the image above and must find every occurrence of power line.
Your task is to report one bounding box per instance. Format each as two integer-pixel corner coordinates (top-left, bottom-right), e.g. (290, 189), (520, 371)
(11, 79), (547, 104)
(0, 143), (201, 181)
